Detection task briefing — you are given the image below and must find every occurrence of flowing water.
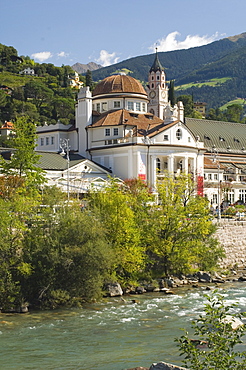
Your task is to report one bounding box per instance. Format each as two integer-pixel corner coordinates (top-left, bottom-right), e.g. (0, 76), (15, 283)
(1, 283), (246, 370)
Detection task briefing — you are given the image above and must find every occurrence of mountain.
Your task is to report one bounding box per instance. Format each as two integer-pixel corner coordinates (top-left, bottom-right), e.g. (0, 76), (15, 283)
(89, 33), (246, 109)
(71, 61), (102, 74)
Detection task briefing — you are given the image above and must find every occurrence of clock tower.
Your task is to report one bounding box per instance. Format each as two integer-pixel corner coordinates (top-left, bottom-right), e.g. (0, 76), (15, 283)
(147, 49), (169, 119)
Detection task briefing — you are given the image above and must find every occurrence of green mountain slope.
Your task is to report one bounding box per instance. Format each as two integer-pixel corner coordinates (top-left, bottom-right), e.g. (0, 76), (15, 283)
(91, 33), (246, 108)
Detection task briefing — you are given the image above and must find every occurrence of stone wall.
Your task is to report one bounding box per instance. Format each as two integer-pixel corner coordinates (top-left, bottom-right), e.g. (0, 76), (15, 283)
(215, 220), (246, 268)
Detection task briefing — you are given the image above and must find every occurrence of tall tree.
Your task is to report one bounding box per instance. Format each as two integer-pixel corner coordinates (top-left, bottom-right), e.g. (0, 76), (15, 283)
(168, 80), (176, 106)
(147, 174), (224, 276)
(0, 116), (45, 189)
(86, 69), (93, 89)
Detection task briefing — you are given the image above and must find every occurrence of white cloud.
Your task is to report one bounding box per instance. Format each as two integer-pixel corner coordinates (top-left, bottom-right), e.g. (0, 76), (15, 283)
(96, 50), (120, 67)
(31, 51), (53, 62)
(150, 31), (220, 52)
(57, 51), (69, 58)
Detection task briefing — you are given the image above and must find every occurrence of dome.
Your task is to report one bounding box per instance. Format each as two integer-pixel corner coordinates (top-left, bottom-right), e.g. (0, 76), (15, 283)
(92, 74), (147, 97)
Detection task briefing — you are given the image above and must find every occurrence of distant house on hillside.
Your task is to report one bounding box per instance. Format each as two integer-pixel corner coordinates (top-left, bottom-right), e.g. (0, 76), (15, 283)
(19, 67), (35, 76)
(0, 121), (14, 137)
(194, 102), (207, 118)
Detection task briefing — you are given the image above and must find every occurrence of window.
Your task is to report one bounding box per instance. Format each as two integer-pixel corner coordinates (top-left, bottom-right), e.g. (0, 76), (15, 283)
(96, 103), (100, 112)
(127, 101), (134, 110)
(51, 136), (54, 145)
(208, 174), (212, 180)
(142, 103), (146, 112)
(212, 194), (218, 204)
(164, 134), (169, 141)
(105, 128), (110, 136)
(46, 137), (49, 145)
(136, 102), (141, 111)
(102, 102), (107, 112)
(156, 158), (161, 172)
(214, 174), (218, 180)
(113, 128), (119, 136)
(157, 75), (160, 80)
(41, 138), (44, 146)
(176, 129), (182, 140)
(151, 83), (154, 88)
(114, 101), (120, 108)
(188, 137), (191, 142)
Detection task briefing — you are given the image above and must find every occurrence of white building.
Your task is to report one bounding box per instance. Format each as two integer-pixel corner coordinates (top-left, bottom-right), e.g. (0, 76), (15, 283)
(35, 52), (246, 206)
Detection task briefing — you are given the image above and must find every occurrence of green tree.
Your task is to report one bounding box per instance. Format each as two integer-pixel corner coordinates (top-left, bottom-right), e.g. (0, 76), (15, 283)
(225, 103), (243, 123)
(176, 291), (246, 370)
(0, 116), (45, 189)
(0, 195), (34, 310)
(86, 69), (93, 89)
(168, 80), (176, 106)
(147, 174), (224, 276)
(88, 179), (146, 282)
(21, 201), (114, 307)
(24, 80), (53, 109)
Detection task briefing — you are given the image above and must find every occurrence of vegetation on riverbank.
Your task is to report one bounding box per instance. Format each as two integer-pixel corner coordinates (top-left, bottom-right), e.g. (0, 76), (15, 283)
(0, 117), (225, 310)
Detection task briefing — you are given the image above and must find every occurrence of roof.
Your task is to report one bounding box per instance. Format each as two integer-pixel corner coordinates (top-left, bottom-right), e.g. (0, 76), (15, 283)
(36, 152), (86, 170)
(149, 50), (164, 73)
(92, 74), (147, 97)
(185, 117), (246, 155)
(90, 109), (174, 137)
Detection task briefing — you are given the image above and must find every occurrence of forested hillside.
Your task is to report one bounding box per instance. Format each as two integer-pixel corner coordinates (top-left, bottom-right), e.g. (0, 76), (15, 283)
(0, 43), (82, 128)
(89, 33), (246, 109)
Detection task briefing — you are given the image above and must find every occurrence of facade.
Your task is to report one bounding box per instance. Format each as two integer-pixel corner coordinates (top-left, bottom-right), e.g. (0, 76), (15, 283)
(35, 52), (246, 207)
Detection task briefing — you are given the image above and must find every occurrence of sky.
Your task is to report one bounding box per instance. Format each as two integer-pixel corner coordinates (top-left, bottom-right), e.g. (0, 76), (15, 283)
(1, 0), (245, 68)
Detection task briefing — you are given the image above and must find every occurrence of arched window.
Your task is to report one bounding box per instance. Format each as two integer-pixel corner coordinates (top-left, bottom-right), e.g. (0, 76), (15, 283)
(176, 129), (182, 140)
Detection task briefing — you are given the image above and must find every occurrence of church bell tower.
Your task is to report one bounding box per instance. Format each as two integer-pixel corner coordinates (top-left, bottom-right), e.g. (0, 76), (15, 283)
(147, 49), (169, 119)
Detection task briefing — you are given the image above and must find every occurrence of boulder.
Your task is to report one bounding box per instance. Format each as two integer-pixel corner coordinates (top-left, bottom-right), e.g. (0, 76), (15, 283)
(136, 286), (146, 294)
(149, 362), (188, 370)
(104, 282), (123, 297)
(196, 271), (212, 283)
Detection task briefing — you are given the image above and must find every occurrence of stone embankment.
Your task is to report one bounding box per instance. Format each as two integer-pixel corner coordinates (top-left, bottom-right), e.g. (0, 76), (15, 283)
(215, 219), (246, 268)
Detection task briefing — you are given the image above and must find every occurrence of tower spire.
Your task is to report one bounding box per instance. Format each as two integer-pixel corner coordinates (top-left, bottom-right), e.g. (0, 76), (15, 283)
(150, 47), (164, 73)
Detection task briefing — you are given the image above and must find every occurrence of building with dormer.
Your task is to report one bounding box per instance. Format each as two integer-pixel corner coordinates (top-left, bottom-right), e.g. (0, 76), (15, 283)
(35, 52), (246, 207)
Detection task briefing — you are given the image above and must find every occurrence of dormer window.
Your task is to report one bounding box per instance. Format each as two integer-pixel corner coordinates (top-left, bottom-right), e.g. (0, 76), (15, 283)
(127, 101), (134, 110)
(105, 128), (110, 136)
(136, 102), (141, 111)
(114, 101), (120, 108)
(102, 102), (107, 112)
(176, 129), (182, 140)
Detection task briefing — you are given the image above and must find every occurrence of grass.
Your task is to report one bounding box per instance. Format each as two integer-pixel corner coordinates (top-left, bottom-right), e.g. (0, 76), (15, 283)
(176, 77), (232, 91)
(220, 98), (246, 111)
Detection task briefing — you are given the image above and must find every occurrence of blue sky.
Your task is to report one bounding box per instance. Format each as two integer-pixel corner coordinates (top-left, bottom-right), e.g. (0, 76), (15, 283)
(1, 0), (245, 67)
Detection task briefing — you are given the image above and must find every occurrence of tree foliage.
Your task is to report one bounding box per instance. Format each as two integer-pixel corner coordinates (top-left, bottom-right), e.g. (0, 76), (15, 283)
(147, 174), (224, 276)
(176, 291), (246, 370)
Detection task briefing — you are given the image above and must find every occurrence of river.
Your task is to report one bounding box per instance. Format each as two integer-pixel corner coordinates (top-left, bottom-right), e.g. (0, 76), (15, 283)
(0, 283), (246, 370)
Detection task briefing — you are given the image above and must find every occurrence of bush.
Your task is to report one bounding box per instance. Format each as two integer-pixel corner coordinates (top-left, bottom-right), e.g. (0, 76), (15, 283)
(176, 291), (246, 369)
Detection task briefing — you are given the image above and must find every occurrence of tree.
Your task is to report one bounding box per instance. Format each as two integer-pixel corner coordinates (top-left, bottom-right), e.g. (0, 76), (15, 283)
(0, 195), (34, 310)
(146, 174), (224, 276)
(0, 116), (45, 189)
(24, 80), (53, 109)
(168, 80), (176, 106)
(177, 95), (194, 117)
(176, 291), (246, 370)
(86, 69), (93, 89)
(88, 179), (147, 281)
(21, 201), (114, 307)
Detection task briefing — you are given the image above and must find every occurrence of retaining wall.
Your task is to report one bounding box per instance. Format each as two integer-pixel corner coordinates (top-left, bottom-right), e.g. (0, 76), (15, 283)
(215, 220), (246, 268)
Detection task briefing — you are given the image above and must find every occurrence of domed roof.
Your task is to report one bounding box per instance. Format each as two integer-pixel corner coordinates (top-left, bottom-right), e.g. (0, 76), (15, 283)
(92, 74), (147, 97)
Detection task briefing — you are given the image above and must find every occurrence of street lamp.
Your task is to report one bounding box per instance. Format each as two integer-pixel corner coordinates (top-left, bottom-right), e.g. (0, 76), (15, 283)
(211, 146), (221, 220)
(60, 138), (70, 201)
